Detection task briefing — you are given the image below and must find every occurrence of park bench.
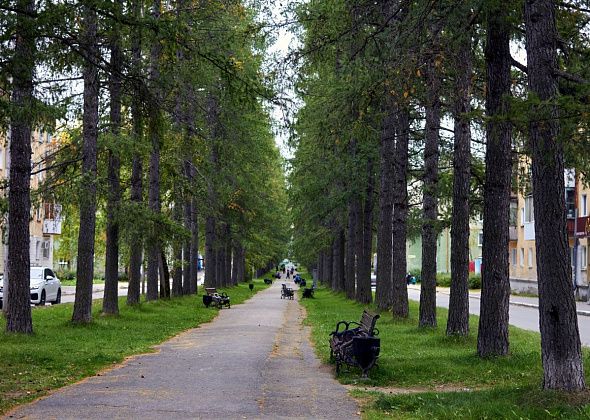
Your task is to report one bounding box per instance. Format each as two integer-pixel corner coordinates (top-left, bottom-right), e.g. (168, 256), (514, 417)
(203, 287), (231, 309)
(264, 278), (273, 285)
(329, 310), (380, 377)
(281, 283), (294, 300)
(302, 286), (314, 298)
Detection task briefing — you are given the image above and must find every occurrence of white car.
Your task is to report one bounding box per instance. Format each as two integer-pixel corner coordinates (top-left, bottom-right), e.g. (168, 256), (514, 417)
(0, 267), (61, 308)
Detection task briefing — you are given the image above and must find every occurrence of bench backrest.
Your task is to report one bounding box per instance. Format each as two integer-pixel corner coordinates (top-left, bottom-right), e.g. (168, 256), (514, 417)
(359, 310), (380, 335)
(205, 288), (217, 296)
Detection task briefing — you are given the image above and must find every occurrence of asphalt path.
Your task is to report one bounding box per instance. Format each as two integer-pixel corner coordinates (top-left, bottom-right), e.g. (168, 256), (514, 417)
(406, 287), (590, 346)
(6, 277), (359, 419)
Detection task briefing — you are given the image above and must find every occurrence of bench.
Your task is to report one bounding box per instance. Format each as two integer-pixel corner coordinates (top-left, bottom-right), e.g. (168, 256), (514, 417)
(203, 287), (231, 309)
(264, 278), (273, 285)
(281, 283), (294, 300)
(329, 310), (380, 377)
(302, 287), (314, 298)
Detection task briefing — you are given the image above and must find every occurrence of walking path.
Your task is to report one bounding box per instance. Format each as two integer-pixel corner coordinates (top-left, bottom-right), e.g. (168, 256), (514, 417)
(6, 277), (359, 419)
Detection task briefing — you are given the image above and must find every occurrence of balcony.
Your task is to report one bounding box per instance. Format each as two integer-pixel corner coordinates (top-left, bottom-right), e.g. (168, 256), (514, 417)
(42, 219), (62, 235)
(567, 216), (590, 238)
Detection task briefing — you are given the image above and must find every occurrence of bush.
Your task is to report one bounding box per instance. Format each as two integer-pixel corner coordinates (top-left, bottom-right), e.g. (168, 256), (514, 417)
(56, 269), (75, 280)
(468, 274), (481, 289)
(436, 273), (452, 287)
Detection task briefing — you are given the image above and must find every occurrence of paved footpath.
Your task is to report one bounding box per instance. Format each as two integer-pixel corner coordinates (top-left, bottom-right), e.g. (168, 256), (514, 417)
(6, 279), (359, 420)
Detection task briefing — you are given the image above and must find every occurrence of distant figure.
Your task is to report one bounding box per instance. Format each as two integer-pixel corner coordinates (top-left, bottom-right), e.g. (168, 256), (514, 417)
(283, 266), (286, 274)
(286, 271), (291, 279)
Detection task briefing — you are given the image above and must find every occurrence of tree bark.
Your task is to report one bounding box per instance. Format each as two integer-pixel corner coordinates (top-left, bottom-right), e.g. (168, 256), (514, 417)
(477, 4), (512, 356)
(189, 181), (199, 293)
(72, 4), (99, 323)
(145, 0), (162, 302)
(419, 28), (441, 328)
(525, 0), (585, 391)
(231, 241), (239, 285)
(205, 216), (216, 287)
(172, 202), (184, 297)
(182, 166), (192, 294)
(376, 101), (395, 310)
(357, 158), (374, 304)
(332, 230), (345, 291)
(103, 0), (123, 315)
(5, 0), (35, 333)
(345, 199), (357, 298)
(126, 0), (143, 306)
(447, 33), (472, 336)
(391, 108), (410, 318)
(159, 250), (170, 298)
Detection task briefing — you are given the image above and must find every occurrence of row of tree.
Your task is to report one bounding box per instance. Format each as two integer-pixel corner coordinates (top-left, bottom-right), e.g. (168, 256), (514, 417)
(289, 0), (589, 391)
(2, 0), (289, 331)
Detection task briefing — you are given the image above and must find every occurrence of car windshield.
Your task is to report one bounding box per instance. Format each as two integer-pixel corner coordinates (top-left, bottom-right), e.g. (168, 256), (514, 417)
(31, 268), (44, 280)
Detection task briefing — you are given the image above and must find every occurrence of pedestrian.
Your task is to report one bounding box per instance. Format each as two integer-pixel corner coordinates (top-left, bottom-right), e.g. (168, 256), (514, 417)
(286, 271), (290, 279)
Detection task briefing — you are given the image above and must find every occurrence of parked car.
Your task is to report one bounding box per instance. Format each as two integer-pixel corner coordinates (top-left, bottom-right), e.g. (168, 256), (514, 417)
(0, 267), (61, 308)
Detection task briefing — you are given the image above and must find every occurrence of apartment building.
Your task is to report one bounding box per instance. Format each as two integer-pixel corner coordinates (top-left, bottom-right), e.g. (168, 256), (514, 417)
(0, 128), (62, 273)
(509, 169), (590, 299)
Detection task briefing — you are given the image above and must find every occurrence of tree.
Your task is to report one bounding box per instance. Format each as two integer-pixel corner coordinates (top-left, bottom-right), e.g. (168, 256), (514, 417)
(524, 0), (585, 391)
(5, 0), (35, 333)
(477, 0), (513, 357)
(72, 3), (99, 323)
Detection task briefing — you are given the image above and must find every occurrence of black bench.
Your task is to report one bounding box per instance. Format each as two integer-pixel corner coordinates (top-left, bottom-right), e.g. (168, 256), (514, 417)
(203, 288), (231, 309)
(281, 283), (294, 300)
(329, 310), (380, 377)
(264, 278), (273, 285)
(302, 287), (314, 298)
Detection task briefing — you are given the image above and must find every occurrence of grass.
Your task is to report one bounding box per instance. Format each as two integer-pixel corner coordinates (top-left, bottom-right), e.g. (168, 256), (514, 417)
(59, 278), (106, 286)
(0, 278), (270, 415)
(300, 285), (590, 419)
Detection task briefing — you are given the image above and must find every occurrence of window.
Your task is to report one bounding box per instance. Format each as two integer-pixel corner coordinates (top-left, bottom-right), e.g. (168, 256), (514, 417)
(583, 194), (588, 217)
(582, 246), (587, 270)
(520, 248), (525, 267)
(528, 247), (534, 268)
(525, 196), (534, 223)
(565, 188), (576, 219)
(510, 200), (518, 226)
(511, 248), (517, 266)
(42, 241), (50, 259)
(478, 232), (483, 247)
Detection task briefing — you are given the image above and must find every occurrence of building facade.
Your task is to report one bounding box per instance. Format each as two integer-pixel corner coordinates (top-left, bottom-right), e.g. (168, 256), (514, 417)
(0, 128), (62, 273)
(509, 169), (590, 299)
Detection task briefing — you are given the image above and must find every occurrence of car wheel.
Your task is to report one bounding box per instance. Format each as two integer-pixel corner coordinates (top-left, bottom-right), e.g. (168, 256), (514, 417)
(52, 289), (61, 305)
(38, 290), (46, 306)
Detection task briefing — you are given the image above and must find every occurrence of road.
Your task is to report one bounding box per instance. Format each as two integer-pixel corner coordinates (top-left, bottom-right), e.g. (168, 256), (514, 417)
(406, 286), (590, 346)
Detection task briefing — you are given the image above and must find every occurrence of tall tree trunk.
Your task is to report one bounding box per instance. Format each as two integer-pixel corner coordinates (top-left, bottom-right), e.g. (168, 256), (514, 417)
(332, 230), (345, 291)
(126, 0), (143, 305)
(318, 251), (323, 282)
(345, 199), (357, 298)
(182, 169), (191, 294)
(5, 0), (35, 333)
(525, 0), (585, 391)
(189, 191), (199, 293)
(231, 241), (239, 285)
(357, 159), (374, 304)
(391, 108), (410, 318)
(205, 216), (216, 287)
(477, 4), (512, 356)
(145, 0), (162, 302)
(103, 1), (123, 315)
(419, 29), (441, 328)
(224, 226), (231, 287)
(159, 250), (170, 298)
(172, 202), (183, 297)
(72, 4), (99, 323)
(376, 102), (395, 310)
(326, 246), (333, 287)
(447, 33), (472, 336)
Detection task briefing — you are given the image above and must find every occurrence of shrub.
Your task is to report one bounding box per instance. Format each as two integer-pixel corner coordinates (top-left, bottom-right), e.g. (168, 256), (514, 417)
(468, 274), (481, 289)
(436, 273), (452, 287)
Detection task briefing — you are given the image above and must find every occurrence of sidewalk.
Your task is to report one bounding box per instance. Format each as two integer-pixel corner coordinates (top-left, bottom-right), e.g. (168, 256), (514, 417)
(409, 285), (590, 317)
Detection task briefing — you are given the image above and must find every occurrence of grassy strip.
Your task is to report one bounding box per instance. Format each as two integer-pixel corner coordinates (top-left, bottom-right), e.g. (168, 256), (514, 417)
(0, 279), (269, 414)
(300, 285), (590, 419)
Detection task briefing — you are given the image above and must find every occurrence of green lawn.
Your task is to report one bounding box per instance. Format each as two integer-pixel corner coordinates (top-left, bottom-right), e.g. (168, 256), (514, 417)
(300, 285), (590, 419)
(0, 279), (269, 414)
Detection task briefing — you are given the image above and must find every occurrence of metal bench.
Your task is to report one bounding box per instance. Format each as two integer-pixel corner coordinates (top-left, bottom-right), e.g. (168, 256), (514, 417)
(203, 287), (231, 309)
(281, 283), (294, 300)
(329, 310), (380, 377)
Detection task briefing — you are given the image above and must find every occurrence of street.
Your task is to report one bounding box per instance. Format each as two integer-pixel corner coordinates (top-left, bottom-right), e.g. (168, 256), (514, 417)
(407, 287), (590, 346)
